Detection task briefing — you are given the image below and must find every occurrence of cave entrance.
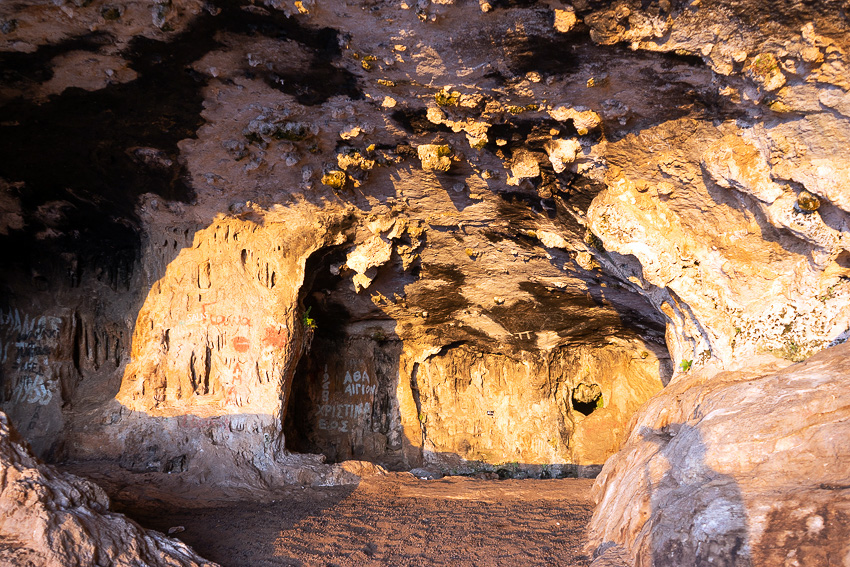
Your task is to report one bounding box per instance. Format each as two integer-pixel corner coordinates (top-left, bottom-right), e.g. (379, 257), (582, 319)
(283, 247), (402, 467)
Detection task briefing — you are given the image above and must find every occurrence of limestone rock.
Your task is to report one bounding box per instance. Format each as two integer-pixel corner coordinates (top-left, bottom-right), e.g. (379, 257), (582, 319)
(1, 5), (850, 563)
(548, 107), (602, 135)
(544, 138), (582, 174)
(408, 342), (666, 469)
(417, 144), (452, 171)
(553, 8), (576, 33)
(346, 235), (393, 275)
(347, 235), (394, 292)
(745, 53), (786, 91)
(587, 343), (850, 566)
(701, 135), (785, 204)
(536, 229), (569, 250)
(508, 149), (541, 184)
(0, 411), (216, 567)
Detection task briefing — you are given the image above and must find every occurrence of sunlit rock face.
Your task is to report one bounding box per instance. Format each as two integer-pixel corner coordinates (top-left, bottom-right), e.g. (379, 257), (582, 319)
(586, 343), (850, 567)
(1, 0), (850, 563)
(286, 335), (666, 471)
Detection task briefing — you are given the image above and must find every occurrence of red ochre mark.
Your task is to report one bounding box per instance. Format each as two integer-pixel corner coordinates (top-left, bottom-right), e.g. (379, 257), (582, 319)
(262, 326), (289, 348)
(232, 336), (250, 353)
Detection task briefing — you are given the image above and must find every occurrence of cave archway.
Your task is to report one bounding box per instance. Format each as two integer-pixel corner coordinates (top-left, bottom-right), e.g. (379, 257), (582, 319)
(283, 247), (405, 467)
(282, 245), (675, 473)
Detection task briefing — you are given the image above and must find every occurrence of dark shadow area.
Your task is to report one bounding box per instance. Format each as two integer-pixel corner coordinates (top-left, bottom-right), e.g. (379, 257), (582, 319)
(0, 31), (113, 87)
(641, 424), (751, 566)
(390, 108), (454, 136)
(284, 333), (403, 466)
(285, 245), (408, 468)
(572, 383), (603, 416)
(0, 0), (355, 280)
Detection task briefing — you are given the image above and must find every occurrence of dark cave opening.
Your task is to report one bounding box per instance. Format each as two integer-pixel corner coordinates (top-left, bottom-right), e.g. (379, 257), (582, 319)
(572, 383), (603, 417)
(284, 328), (401, 466)
(284, 246), (350, 460)
(283, 246), (404, 467)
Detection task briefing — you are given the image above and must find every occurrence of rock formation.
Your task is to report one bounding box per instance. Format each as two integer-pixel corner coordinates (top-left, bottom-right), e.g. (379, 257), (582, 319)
(0, 410), (217, 567)
(1, 0), (849, 564)
(587, 343), (850, 566)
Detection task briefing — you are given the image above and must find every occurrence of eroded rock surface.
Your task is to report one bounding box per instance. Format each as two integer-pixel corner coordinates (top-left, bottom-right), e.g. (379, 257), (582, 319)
(587, 344), (850, 566)
(0, 0), (849, 563)
(0, 410), (217, 567)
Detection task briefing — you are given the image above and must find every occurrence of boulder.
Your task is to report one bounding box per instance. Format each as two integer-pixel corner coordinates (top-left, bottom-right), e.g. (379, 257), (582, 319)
(0, 411), (217, 567)
(587, 344), (850, 566)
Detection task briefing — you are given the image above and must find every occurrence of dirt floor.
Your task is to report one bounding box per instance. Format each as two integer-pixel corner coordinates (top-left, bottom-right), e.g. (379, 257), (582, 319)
(109, 474), (596, 567)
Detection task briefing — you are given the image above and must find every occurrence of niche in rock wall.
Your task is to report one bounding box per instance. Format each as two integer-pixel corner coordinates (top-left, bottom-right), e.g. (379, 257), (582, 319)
(284, 335), (404, 466)
(572, 382), (603, 416)
(283, 245), (407, 468)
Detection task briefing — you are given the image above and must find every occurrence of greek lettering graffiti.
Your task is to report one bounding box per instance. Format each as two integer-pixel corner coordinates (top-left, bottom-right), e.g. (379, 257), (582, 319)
(183, 312), (252, 327)
(317, 402), (373, 420)
(342, 370), (377, 396)
(316, 363), (377, 432)
(1, 309), (62, 406)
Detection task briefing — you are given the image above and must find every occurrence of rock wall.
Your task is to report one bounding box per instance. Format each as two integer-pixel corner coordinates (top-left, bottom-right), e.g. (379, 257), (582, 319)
(102, 211), (348, 477)
(412, 340), (664, 470)
(586, 343), (850, 566)
(285, 336), (409, 466)
(286, 334), (666, 473)
(1, 0), (850, 562)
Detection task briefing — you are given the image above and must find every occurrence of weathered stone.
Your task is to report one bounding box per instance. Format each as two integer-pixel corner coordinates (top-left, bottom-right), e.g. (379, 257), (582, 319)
(1, 1), (850, 563)
(587, 343), (850, 566)
(796, 190), (821, 212)
(701, 135), (785, 204)
(417, 144), (453, 171)
(545, 138), (582, 174)
(549, 107), (602, 135)
(553, 8), (576, 33)
(347, 235), (393, 275)
(0, 411), (217, 567)
(508, 149), (540, 184)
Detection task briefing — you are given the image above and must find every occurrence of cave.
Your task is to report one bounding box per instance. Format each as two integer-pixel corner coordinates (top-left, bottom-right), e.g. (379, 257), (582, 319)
(2, 0), (850, 565)
(282, 244), (407, 466)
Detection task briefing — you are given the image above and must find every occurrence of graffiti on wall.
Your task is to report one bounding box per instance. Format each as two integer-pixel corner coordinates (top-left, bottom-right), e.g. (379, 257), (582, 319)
(317, 364), (376, 433)
(1, 309), (62, 406)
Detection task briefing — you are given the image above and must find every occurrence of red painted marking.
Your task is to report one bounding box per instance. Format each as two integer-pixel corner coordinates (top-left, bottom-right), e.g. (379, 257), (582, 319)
(200, 302), (217, 319)
(262, 326), (289, 349)
(226, 385), (237, 406)
(232, 336), (250, 353)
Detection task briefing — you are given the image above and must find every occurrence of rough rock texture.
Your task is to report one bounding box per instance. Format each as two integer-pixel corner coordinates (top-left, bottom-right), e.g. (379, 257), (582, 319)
(587, 343), (850, 566)
(286, 335), (665, 471)
(0, 410), (217, 567)
(1, 0), (850, 563)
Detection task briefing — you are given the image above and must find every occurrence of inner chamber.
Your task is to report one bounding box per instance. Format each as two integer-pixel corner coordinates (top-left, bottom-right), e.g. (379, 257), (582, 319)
(283, 248), (673, 473)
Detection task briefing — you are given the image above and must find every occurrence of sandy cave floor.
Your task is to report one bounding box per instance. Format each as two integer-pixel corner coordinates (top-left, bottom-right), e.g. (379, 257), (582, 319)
(79, 469), (596, 567)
